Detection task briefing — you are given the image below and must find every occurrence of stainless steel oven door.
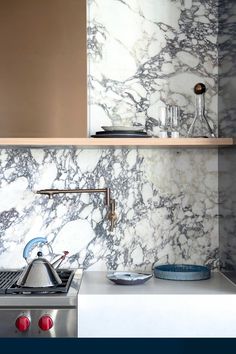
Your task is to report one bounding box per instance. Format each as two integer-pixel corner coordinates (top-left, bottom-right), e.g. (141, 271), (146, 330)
(0, 308), (77, 337)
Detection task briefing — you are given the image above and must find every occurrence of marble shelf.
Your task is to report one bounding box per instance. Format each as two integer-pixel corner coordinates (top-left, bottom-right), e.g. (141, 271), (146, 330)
(0, 137), (234, 148)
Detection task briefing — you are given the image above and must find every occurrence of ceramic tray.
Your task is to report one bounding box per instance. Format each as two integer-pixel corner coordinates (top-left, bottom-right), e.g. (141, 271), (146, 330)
(107, 271), (152, 285)
(153, 264), (211, 281)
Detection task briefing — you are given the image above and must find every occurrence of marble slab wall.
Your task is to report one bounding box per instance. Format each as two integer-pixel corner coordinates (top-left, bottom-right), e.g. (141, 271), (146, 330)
(218, 0), (236, 281)
(0, 0), (220, 271)
(218, 0), (236, 138)
(0, 148), (218, 270)
(88, 0), (218, 136)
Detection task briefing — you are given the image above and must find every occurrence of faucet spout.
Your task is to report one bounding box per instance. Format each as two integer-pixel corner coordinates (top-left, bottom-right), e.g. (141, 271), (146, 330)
(36, 187), (117, 231)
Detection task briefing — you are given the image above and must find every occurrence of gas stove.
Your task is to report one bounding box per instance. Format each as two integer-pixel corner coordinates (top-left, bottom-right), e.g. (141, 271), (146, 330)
(0, 269), (74, 294)
(0, 268), (83, 337)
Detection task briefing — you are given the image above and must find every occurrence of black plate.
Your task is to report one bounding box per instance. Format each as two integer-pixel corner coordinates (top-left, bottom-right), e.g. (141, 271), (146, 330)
(91, 133), (152, 138)
(95, 130), (148, 135)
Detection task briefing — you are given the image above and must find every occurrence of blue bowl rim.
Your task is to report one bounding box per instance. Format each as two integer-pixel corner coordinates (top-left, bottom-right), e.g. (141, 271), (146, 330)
(153, 264), (210, 273)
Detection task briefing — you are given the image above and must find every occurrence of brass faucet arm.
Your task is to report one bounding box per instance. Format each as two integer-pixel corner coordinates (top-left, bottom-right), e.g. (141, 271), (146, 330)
(37, 188), (110, 203)
(36, 187), (115, 230)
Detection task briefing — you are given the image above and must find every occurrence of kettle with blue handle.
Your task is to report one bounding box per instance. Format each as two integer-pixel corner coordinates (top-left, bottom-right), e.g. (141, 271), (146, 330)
(22, 237), (68, 268)
(23, 237), (50, 262)
(18, 237), (63, 288)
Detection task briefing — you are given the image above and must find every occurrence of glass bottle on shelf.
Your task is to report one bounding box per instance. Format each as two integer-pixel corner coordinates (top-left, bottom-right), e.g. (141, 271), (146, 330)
(169, 105), (180, 138)
(187, 83), (216, 138)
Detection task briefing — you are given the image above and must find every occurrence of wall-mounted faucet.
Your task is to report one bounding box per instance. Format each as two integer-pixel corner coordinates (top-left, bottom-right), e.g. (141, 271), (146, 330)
(107, 199), (117, 232)
(36, 187), (117, 231)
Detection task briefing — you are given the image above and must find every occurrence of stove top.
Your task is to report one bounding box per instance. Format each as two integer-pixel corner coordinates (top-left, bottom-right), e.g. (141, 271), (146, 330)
(0, 269), (74, 295)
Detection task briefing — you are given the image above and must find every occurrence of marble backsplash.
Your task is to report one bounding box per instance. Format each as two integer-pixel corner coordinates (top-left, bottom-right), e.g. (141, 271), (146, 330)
(0, 148), (218, 270)
(88, 0), (218, 137)
(219, 148), (236, 272)
(219, 1), (236, 276)
(218, 0), (236, 137)
(0, 0), (220, 271)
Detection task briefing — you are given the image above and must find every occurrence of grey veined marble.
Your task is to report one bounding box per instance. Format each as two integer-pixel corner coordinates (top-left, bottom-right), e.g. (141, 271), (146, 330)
(88, 0), (218, 137)
(218, 1), (236, 272)
(0, 0), (220, 271)
(0, 148), (219, 271)
(218, 0), (236, 137)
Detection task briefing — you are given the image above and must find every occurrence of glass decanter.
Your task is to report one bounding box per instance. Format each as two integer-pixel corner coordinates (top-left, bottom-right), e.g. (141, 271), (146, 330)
(187, 83), (216, 138)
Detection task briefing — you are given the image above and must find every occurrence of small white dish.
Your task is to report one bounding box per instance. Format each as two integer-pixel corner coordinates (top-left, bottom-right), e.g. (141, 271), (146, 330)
(101, 126), (145, 132)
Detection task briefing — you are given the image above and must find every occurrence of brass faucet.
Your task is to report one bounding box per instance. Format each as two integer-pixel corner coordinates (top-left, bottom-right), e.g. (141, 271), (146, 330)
(36, 187), (117, 231)
(107, 199), (117, 232)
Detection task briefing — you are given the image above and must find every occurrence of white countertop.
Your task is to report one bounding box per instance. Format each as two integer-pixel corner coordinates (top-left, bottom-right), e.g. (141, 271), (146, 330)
(78, 271), (236, 337)
(80, 271), (236, 295)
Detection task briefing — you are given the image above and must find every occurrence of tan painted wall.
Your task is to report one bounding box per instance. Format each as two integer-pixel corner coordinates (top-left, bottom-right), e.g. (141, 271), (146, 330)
(0, 0), (87, 137)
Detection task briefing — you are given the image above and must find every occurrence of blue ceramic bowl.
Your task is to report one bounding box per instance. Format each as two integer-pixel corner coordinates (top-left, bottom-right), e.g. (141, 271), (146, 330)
(153, 264), (211, 281)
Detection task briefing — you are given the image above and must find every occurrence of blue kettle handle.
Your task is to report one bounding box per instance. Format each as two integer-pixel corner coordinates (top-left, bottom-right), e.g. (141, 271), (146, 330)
(23, 237), (48, 260)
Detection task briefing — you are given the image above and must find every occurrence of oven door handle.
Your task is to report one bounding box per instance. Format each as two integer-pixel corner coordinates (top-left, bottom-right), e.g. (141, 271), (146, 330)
(23, 237), (48, 261)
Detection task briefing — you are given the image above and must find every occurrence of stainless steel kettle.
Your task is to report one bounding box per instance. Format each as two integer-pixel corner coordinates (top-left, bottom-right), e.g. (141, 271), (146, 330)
(17, 251), (62, 288)
(17, 237), (68, 288)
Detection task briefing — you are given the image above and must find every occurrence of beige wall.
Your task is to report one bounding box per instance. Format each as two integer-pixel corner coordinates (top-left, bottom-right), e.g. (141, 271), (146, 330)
(0, 0), (87, 137)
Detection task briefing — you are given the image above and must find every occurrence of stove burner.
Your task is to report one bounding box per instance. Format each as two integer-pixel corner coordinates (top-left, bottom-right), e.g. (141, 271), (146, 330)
(0, 271), (22, 294)
(0, 269), (74, 295)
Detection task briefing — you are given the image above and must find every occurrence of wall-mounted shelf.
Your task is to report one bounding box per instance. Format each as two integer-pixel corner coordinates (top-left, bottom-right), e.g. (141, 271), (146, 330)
(0, 137), (234, 148)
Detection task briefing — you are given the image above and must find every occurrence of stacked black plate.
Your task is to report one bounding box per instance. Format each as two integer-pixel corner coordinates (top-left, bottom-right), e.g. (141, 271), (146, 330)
(91, 126), (151, 138)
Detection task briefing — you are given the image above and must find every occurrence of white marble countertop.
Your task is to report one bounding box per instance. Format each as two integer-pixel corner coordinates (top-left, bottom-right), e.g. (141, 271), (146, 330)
(80, 271), (236, 295)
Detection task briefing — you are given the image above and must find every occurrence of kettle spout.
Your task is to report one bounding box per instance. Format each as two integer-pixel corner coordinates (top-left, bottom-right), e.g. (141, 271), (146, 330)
(51, 251), (69, 269)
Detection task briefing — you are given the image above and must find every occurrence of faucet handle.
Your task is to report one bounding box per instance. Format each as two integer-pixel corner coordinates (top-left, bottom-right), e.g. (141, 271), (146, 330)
(109, 211), (117, 231)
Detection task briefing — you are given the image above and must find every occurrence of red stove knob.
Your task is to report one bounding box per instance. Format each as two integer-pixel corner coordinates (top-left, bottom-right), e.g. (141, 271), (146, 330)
(38, 315), (53, 331)
(15, 316), (30, 332)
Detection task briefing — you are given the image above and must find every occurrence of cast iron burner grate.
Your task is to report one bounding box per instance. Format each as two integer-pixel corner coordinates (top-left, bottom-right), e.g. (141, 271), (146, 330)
(0, 271), (22, 294)
(0, 269), (74, 295)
